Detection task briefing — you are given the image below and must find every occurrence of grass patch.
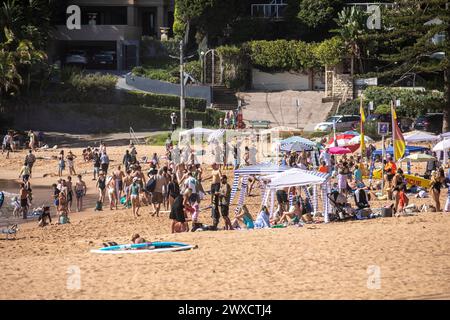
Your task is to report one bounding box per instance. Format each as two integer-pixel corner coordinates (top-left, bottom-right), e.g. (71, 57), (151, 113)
(145, 132), (172, 146)
(132, 57), (180, 84)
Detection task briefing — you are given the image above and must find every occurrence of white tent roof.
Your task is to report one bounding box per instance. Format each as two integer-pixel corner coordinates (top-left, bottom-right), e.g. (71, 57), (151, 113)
(260, 126), (302, 135)
(265, 168), (329, 189)
(404, 130), (439, 143)
(441, 132), (450, 138)
(207, 129), (226, 142)
(432, 139), (450, 152)
(179, 128), (215, 137)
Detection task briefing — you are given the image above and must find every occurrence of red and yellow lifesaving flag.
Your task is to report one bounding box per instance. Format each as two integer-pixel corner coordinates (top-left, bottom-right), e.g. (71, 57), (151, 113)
(391, 102), (406, 161)
(360, 96), (366, 155)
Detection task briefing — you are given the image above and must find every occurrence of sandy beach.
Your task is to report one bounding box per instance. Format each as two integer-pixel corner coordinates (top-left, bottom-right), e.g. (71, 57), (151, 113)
(1, 145), (450, 300)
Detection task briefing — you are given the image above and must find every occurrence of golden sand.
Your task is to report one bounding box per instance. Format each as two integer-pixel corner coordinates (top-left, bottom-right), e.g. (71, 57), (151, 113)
(0, 146), (449, 299)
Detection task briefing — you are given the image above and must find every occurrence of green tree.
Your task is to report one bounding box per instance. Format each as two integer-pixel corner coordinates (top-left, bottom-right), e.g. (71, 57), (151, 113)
(0, 28), (22, 109)
(333, 6), (369, 76)
(297, 0), (345, 29)
(313, 37), (345, 69)
(368, 0), (450, 131)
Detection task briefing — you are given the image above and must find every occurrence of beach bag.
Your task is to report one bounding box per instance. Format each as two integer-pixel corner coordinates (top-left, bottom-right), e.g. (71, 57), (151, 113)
(146, 177), (156, 193)
(382, 206), (393, 217)
(95, 201), (103, 211)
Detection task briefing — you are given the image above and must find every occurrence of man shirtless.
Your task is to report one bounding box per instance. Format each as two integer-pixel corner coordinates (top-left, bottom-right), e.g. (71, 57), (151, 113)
(113, 165), (126, 200)
(74, 175), (87, 212)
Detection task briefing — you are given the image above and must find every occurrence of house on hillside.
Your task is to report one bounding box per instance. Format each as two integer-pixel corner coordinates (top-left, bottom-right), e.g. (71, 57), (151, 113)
(49, 0), (175, 70)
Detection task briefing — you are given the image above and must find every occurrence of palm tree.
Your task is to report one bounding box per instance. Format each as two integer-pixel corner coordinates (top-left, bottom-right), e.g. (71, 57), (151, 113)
(333, 6), (368, 76)
(16, 38), (47, 94)
(0, 47), (22, 111)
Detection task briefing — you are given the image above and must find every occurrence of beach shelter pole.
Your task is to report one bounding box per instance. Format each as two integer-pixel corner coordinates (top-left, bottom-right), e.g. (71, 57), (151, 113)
(406, 149), (411, 174)
(324, 181), (331, 223)
(270, 189), (275, 218)
(234, 175), (249, 214)
(381, 135), (385, 195)
(313, 185), (318, 215)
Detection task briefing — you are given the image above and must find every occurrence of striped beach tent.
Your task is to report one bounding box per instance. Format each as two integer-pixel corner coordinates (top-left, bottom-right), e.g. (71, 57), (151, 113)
(229, 163), (291, 213)
(263, 168), (332, 223)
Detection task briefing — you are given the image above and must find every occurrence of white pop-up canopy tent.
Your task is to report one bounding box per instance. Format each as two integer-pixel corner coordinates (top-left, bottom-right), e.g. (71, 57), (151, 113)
(179, 127), (215, 139)
(404, 130), (439, 143)
(262, 168), (331, 223)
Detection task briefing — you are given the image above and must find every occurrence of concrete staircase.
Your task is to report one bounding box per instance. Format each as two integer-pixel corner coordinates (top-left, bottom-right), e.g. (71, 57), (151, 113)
(237, 90), (334, 132)
(212, 86), (238, 111)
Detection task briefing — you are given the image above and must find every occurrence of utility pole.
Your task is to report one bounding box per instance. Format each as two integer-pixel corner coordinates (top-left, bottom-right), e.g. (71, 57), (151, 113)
(180, 40), (186, 130)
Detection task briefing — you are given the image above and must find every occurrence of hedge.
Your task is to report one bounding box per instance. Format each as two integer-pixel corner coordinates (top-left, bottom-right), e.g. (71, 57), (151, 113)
(46, 104), (223, 130)
(339, 87), (446, 118)
(44, 87), (207, 112)
(122, 91), (207, 112)
(245, 37), (345, 72)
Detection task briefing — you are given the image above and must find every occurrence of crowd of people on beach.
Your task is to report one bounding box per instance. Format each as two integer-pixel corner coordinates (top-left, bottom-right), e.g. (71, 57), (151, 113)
(2, 128), (450, 232)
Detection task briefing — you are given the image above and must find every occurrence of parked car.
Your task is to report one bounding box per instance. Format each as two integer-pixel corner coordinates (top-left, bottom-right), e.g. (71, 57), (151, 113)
(413, 113), (443, 134)
(65, 50), (88, 66)
(314, 115), (360, 132)
(92, 53), (115, 67)
(366, 113), (413, 133)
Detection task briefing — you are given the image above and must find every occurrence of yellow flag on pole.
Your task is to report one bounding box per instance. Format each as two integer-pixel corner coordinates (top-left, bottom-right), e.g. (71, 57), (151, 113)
(391, 103), (406, 161)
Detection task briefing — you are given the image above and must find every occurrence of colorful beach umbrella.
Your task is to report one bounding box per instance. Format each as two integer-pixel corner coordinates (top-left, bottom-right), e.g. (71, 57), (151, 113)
(327, 134), (357, 147)
(343, 130), (360, 136)
(327, 146), (352, 155)
(348, 135), (374, 145)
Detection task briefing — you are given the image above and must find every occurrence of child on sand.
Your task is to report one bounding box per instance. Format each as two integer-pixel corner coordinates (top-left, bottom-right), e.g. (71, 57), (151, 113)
(231, 205), (254, 229)
(131, 233), (147, 244)
(396, 185), (409, 216)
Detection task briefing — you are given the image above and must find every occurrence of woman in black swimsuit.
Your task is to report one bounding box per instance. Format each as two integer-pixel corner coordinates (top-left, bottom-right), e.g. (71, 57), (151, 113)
(430, 169), (445, 212)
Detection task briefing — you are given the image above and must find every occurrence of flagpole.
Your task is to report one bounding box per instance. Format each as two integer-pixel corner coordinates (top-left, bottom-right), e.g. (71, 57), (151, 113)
(391, 99), (396, 162)
(381, 134), (385, 196)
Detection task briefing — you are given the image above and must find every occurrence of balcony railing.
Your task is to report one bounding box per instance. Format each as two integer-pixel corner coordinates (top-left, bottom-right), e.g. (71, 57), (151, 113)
(251, 3), (287, 20)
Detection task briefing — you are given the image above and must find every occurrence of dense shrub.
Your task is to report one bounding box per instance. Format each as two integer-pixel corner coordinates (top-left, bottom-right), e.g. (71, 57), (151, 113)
(46, 104), (223, 130)
(338, 87), (445, 118)
(122, 91), (206, 112)
(184, 60), (202, 82)
(216, 45), (251, 90)
(132, 57), (180, 84)
(246, 39), (344, 72)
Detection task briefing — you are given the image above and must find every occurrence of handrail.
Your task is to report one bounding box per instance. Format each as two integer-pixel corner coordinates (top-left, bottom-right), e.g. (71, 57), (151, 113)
(129, 127), (144, 145)
(251, 3), (287, 19)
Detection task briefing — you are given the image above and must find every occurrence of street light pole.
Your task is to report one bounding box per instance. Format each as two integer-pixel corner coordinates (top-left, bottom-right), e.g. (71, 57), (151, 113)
(180, 40), (185, 130)
(296, 99), (300, 129)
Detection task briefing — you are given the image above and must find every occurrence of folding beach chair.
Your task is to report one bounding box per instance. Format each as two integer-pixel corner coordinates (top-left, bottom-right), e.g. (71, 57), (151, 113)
(327, 191), (353, 221)
(354, 188), (370, 210)
(1, 224), (19, 240)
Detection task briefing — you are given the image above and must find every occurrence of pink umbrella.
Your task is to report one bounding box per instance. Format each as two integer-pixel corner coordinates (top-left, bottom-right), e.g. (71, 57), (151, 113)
(327, 146), (352, 155)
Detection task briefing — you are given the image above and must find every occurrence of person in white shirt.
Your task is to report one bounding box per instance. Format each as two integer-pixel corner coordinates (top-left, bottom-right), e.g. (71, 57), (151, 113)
(183, 172), (198, 203)
(2, 132), (13, 158)
(319, 149), (331, 173)
(170, 112), (178, 132)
